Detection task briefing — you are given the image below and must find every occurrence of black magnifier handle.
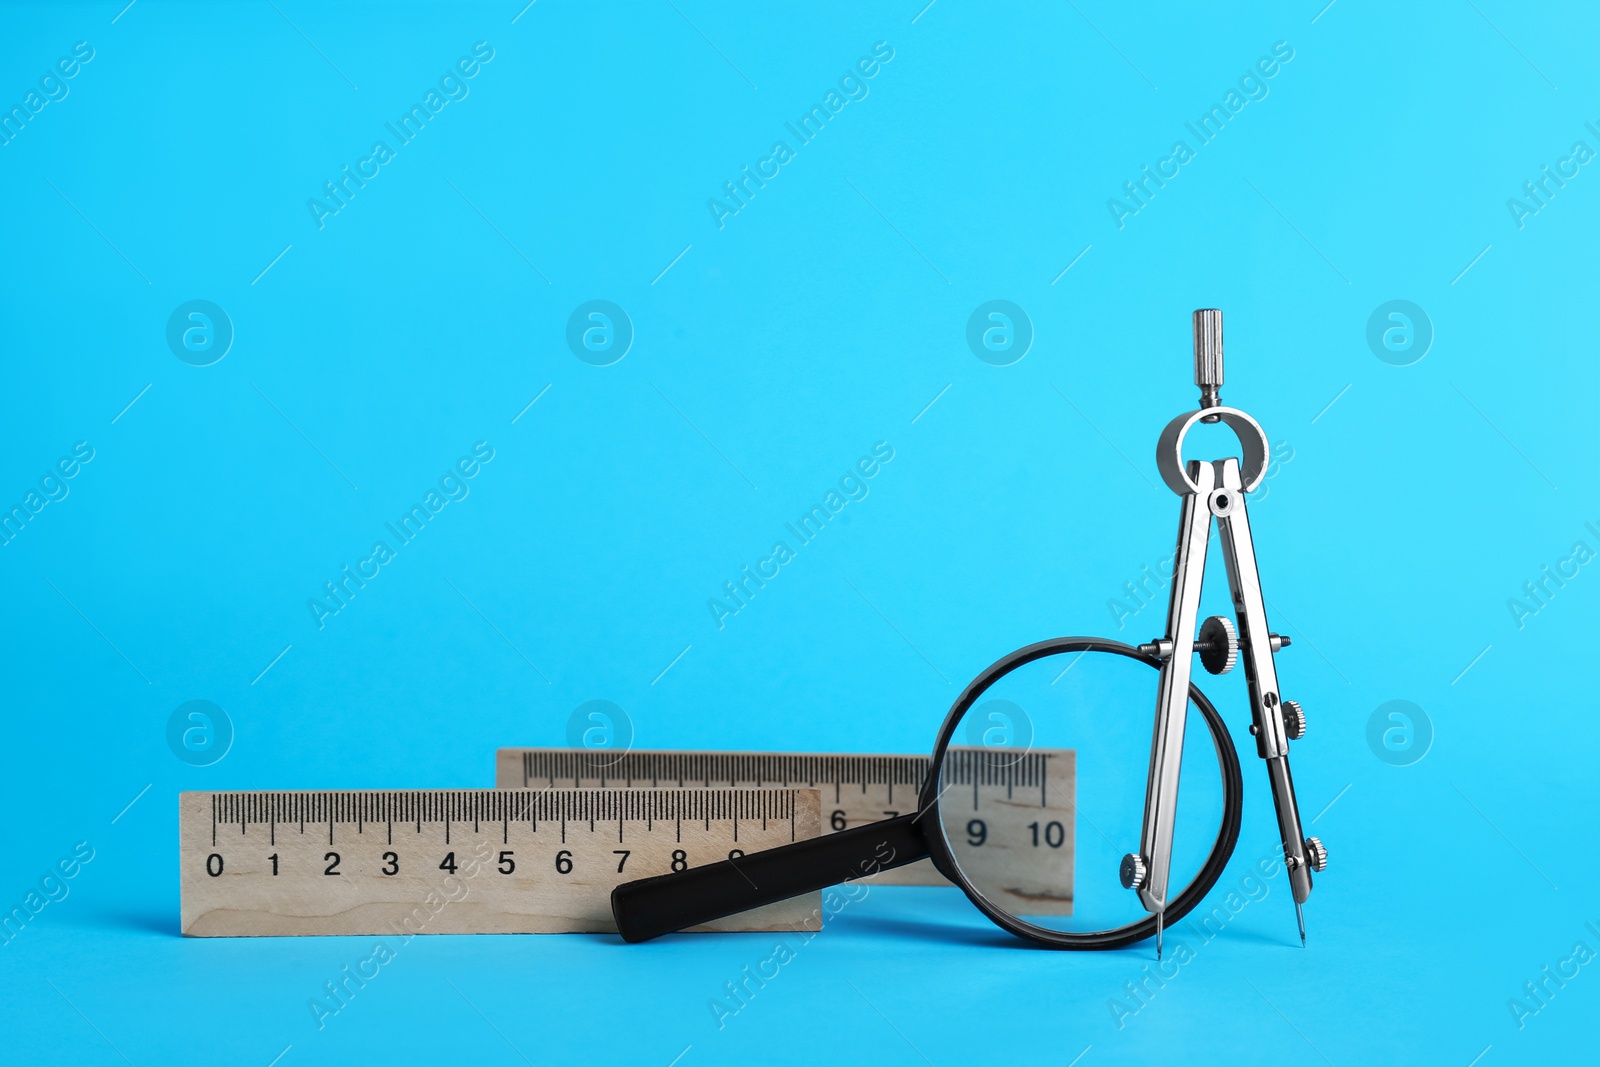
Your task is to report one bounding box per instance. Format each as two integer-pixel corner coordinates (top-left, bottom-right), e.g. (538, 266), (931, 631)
(611, 813), (929, 943)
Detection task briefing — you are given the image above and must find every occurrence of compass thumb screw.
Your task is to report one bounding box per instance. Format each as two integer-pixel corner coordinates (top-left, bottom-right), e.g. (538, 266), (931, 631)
(1281, 699), (1306, 740)
(1120, 853), (1148, 891)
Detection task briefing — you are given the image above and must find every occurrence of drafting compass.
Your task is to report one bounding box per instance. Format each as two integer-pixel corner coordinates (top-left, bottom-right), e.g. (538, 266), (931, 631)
(1121, 309), (1327, 954)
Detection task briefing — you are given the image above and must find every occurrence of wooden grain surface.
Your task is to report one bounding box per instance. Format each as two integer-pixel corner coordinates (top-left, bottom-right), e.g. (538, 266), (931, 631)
(495, 748), (1075, 909)
(181, 789), (821, 936)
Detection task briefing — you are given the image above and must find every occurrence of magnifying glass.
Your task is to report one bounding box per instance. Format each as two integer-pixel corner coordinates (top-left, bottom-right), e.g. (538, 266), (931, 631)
(611, 637), (1243, 949)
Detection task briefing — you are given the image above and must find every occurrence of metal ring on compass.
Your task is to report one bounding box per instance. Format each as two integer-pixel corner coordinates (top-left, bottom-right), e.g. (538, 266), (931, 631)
(1155, 406), (1271, 497)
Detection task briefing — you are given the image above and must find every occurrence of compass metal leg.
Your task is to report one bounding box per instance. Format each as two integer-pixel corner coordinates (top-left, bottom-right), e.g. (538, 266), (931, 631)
(1125, 460), (1215, 917)
(1212, 458), (1320, 914)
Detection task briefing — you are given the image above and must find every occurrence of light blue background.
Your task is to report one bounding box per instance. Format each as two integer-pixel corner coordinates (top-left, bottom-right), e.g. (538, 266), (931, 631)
(2, 1), (1596, 1064)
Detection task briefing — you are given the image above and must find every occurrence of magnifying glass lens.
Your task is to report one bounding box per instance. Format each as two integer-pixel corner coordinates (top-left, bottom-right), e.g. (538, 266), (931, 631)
(933, 648), (1226, 935)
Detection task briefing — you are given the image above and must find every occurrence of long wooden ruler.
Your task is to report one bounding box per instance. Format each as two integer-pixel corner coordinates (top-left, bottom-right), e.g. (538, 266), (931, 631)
(180, 789), (820, 936)
(496, 748), (1075, 906)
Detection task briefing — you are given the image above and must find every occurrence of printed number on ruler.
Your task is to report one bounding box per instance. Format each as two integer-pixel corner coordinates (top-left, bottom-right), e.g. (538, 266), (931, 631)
(180, 789), (821, 936)
(496, 749), (1074, 902)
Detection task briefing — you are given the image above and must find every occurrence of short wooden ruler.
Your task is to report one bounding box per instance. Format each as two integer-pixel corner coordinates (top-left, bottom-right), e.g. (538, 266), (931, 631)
(180, 789), (819, 936)
(497, 748), (1075, 908)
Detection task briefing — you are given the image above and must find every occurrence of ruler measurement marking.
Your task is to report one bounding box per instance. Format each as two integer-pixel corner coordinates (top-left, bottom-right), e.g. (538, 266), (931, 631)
(496, 750), (1070, 889)
(184, 789), (818, 936)
(517, 750), (956, 788)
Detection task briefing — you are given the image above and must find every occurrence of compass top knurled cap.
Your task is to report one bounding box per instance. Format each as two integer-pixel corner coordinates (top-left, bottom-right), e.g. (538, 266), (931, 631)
(1193, 309), (1223, 394)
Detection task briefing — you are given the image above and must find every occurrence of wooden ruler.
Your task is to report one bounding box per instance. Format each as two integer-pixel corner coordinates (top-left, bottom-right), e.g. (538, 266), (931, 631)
(496, 748), (1075, 906)
(180, 789), (820, 936)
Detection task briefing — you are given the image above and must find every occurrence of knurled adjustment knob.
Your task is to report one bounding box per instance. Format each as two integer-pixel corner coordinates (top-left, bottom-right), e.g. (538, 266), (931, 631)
(1120, 853), (1148, 891)
(1197, 615), (1238, 675)
(1193, 308), (1224, 415)
(1281, 699), (1306, 740)
(1304, 836), (1327, 872)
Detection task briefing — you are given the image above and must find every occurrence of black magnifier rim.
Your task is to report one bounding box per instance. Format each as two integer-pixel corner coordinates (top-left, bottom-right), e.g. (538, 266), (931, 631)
(916, 636), (1243, 951)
